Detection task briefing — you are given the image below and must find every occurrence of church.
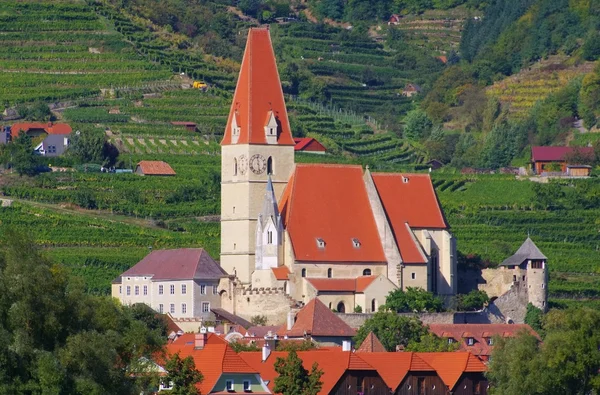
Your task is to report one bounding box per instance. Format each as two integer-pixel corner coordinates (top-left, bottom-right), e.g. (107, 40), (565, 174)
(219, 27), (457, 314)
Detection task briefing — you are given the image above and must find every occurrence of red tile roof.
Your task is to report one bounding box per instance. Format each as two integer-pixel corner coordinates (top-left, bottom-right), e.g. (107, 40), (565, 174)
(240, 350), (358, 394)
(11, 122), (72, 137)
(428, 324), (541, 359)
(531, 146), (593, 162)
(221, 28), (294, 146)
(418, 352), (486, 389)
(278, 164), (386, 263)
(121, 248), (227, 280)
(136, 160), (176, 175)
(356, 332), (386, 353)
(305, 276), (378, 292)
(371, 173), (446, 264)
(271, 266), (290, 280)
(293, 137), (326, 152)
(166, 333), (259, 394)
(277, 298), (356, 338)
(357, 353), (418, 390)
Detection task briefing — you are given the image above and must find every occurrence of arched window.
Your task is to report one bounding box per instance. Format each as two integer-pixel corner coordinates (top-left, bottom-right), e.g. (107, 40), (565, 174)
(371, 298), (376, 313)
(336, 302), (345, 313)
(267, 156), (273, 175)
(301, 268), (306, 278)
(363, 268), (371, 276)
(431, 249), (439, 294)
(327, 268), (332, 278)
(233, 157), (238, 176)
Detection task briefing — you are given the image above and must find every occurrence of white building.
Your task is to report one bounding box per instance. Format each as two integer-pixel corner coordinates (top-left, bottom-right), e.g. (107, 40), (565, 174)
(111, 248), (227, 319)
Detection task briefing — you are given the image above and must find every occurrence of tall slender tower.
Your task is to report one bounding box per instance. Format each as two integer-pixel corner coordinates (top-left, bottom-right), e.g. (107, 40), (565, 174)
(220, 27), (295, 284)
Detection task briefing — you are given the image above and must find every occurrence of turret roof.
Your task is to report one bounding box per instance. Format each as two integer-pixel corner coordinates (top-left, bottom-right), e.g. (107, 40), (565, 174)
(500, 237), (547, 266)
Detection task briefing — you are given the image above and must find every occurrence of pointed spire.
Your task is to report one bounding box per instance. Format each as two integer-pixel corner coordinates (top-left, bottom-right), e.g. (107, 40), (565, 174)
(221, 28), (295, 146)
(260, 175), (280, 228)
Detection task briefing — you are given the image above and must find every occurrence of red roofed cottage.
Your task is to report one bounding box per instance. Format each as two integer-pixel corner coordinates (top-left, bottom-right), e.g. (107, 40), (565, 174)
(5, 122), (72, 156)
(531, 146), (593, 175)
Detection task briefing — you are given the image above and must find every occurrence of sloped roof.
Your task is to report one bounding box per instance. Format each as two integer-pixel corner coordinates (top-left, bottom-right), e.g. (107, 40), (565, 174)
(240, 350), (354, 394)
(221, 28), (294, 146)
(357, 353), (428, 390)
(531, 146), (593, 162)
(418, 352), (486, 390)
(356, 332), (386, 353)
(371, 173), (446, 264)
(211, 308), (253, 329)
(305, 276), (378, 293)
(135, 160), (176, 175)
(277, 298), (356, 338)
(278, 164), (386, 263)
(500, 237), (547, 266)
(428, 324), (541, 358)
(121, 248), (227, 280)
(11, 122), (72, 137)
(166, 333), (261, 394)
(271, 266), (290, 280)
(293, 137), (326, 152)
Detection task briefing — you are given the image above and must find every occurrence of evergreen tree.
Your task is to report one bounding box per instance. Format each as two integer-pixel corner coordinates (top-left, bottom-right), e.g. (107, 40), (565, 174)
(163, 353), (203, 395)
(273, 350), (323, 395)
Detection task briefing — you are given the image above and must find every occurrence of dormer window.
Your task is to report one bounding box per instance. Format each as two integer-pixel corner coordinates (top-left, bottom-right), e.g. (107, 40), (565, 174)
(352, 238), (361, 248)
(467, 337), (475, 346)
(402, 176), (409, 183)
(316, 238), (325, 249)
(264, 111), (278, 144)
(243, 380), (251, 392)
(448, 338), (454, 344)
(231, 112), (241, 144)
(487, 338), (493, 346)
(226, 380), (234, 392)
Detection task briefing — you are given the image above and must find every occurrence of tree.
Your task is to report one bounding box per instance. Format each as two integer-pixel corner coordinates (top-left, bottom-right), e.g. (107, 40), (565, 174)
(384, 287), (443, 313)
(406, 332), (460, 352)
(354, 312), (427, 351)
(6, 133), (39, 176)
(68, 129), (119, 166)
(402, 109), (433, 140)
(455, 289), (489, 311)
(15, 101), (54, 122)
(488, 308), (600, 395)
(524, 303), (543, 335)
(250, 315), (267, 326)
(163, 353), (203, 395)
(273, 350), (323, 395)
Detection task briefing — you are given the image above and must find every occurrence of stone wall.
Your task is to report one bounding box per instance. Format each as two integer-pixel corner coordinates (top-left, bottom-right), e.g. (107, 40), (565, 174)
(220, 280), (293, 325)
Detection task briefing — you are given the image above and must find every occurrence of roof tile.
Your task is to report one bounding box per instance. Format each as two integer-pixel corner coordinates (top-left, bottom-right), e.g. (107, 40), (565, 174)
(277, 298), (356, 337)
(136, 160), (176, 175)
(11, 122), (72, 137)
(531, 146), (593, 162)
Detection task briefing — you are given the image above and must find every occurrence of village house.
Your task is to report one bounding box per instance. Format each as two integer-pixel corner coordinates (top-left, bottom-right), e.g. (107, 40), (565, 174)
(402, 83), (422, 97)
(111, 248), (226, 320)
(170, 121), (198, 132)
(157, 329), (490, 395)
(135, 160), (176, 176)
(428, 324), (541, 361)
(531, 146), (594, 175)
(294, 137), (326, 154)
(4, 122), (72, 156)
(388, 14), (402, 25)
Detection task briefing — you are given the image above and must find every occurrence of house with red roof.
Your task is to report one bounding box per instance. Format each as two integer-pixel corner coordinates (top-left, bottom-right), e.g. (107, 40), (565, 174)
(135, 160), (176, 176)
(217, 27), (457, 322)
(531, 146), (594, 175)
(294, 137), (326, 154)
(5, 122), (72, 156)
(428, 323), (541, 362)
(111, 248), (227, 320)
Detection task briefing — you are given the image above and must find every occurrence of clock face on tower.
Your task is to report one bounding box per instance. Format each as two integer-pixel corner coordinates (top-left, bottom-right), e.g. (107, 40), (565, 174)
(249, 154), (267, 174)
(238, 154), (248, 175)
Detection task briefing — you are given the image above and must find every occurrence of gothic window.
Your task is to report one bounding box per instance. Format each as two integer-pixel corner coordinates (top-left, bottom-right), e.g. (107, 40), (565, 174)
(431, 249), (439, 294)
(267, 156), (273, 175)
(327, 268), (332, 278)
(371, 298), (376, 312)
(301, 268), (306, 277)
(234, 158), (238, 176)
(363, 268), (371, 276)
(336, 302), (345, 313)
(267, 231), (273, 244)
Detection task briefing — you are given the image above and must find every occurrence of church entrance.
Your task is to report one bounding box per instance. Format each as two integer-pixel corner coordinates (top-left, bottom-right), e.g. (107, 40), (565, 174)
(336, 302), (345, 313)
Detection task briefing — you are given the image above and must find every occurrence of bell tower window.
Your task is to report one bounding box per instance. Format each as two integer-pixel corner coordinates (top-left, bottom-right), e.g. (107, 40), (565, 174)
(267, 157), (273, 175)
(264, 111), (278, 144)
(231, 112), (240, 144)
(233, 158), (238, 176)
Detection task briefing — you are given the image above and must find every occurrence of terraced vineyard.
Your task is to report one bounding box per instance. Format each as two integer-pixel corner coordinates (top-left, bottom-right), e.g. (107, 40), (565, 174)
(486, 56), (596, 118)
(0, 1), (174, 105)
(434, 174), (600, 308)
(391, 7), (473, 54)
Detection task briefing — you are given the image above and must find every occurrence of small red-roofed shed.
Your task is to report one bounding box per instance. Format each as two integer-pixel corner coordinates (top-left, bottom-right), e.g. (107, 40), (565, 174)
(294, 137), (326, 154)
(135, 160), (176, 176)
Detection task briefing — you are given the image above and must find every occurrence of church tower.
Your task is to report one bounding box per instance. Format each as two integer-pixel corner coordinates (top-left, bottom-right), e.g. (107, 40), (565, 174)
(220, 28), (295, 284)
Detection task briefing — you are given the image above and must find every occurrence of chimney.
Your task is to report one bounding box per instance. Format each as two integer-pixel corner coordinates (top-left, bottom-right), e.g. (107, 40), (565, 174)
(195, 327), (208, 349)
(286, 311), (295, 331)
(342, 340), (351, 352)
(262, 343), (271, 362)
